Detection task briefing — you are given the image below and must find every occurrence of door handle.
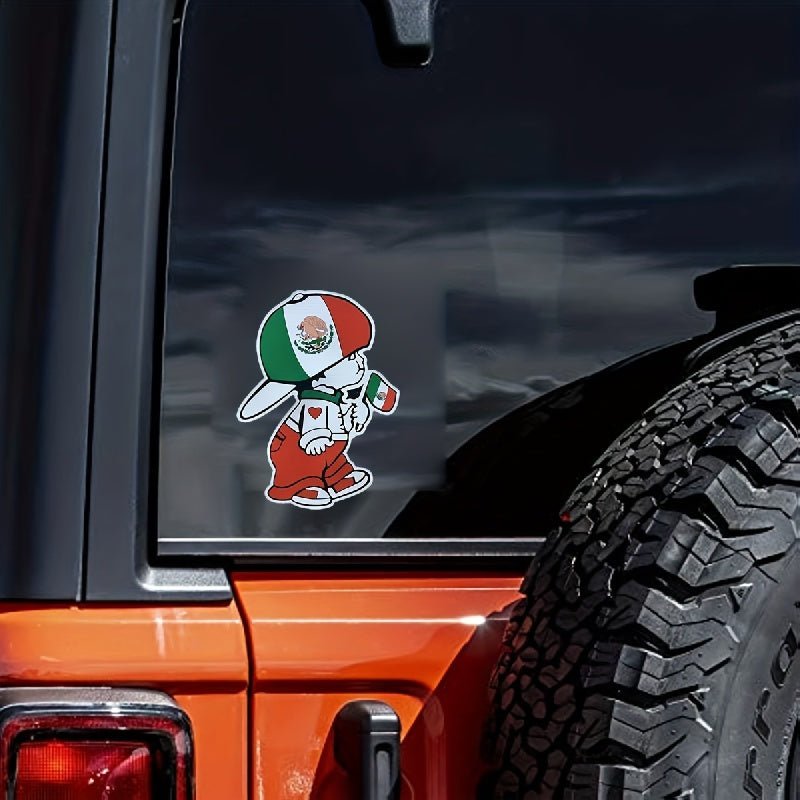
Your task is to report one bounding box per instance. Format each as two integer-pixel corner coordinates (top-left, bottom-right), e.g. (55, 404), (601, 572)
(333, 700), (401, 800)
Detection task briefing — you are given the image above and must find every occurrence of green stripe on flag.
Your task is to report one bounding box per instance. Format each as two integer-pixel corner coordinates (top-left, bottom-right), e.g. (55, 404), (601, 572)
(366, 372), (382, 401)
(260, 310), (307, 382)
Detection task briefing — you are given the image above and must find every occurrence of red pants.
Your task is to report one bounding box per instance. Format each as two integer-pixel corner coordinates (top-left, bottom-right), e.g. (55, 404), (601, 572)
(267, 423), (355, 501)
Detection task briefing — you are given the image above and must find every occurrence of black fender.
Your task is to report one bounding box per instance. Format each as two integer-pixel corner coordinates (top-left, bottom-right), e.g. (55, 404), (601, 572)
(388, 264), (800, 540)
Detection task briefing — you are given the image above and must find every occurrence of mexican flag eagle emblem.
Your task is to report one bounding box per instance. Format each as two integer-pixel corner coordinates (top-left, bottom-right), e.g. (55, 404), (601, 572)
(294, 315), (334, 354)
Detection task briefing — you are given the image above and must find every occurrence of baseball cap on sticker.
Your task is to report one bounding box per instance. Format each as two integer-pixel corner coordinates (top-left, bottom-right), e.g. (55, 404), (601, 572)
(237, 291), (374, 421)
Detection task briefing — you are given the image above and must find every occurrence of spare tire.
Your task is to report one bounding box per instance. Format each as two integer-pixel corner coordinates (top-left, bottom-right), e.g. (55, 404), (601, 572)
(485, 319), (800, 799)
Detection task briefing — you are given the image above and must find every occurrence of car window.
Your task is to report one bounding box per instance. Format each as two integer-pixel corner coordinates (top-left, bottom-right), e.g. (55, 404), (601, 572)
(158, 0), (800, 541)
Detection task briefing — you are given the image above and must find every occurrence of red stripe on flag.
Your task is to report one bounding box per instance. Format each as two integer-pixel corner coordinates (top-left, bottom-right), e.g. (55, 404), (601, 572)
(381, 385), (397, 411)
(323, 295), (373, 356)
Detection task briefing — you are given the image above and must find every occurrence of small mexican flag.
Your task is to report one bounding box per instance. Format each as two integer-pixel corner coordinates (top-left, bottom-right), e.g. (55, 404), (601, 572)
(365, 371), (399, 413)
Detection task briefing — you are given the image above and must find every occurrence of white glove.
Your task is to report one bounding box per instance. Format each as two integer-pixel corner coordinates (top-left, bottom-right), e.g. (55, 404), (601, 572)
(353, 401), (371, 433)
(341, 403), (356, 433)
(305, 436), (333, 455)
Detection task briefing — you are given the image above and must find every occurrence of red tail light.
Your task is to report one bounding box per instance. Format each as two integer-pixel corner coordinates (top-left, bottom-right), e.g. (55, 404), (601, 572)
(0, 690), (193, 800)
(15, 740), (152, 800)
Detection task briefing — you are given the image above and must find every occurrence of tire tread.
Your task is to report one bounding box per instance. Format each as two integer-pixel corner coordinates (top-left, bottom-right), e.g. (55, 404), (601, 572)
(486, 320), (800, 799)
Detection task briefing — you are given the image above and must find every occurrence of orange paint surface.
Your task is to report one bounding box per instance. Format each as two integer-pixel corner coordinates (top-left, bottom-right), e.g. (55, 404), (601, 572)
(0, 603), (246, 683)
(0, 576), (523, 799)
(0, 602), (248, 800)
(177, 690), (248, 799)
(233, 573), (522, 800)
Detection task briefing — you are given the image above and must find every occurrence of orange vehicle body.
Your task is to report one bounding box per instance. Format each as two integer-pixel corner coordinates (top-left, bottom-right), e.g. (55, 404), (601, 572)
(0, 575), (521, 799)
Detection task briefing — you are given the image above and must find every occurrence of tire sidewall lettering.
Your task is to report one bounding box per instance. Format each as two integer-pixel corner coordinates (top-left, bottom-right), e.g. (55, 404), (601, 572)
(730, 549), (800, 799)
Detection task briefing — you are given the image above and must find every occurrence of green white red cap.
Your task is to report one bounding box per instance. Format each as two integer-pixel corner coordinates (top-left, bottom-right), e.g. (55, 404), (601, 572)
(238, 291), (374, 421)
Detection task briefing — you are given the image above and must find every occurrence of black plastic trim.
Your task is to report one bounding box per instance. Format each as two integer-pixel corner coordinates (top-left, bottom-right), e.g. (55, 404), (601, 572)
(334, 700), (401, 800)
(693, 264), (800, 329)
(85, 0), (229, 602)
(159, 537), (542, 563)
(0, 2), (113, 600)
(363, 0), (434, 66)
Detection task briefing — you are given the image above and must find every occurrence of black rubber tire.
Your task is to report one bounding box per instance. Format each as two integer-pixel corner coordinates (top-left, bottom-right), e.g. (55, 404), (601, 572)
(485, 319), (800, 799)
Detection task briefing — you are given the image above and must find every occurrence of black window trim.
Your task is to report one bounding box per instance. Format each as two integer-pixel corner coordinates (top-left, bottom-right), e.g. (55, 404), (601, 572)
(0, 0), (114, 601)
(159, 537), (542, 564)
(86, 0), (230, 601)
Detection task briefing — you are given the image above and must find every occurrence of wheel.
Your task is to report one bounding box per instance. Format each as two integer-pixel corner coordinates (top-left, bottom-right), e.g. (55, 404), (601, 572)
(485, 319), (800, 799)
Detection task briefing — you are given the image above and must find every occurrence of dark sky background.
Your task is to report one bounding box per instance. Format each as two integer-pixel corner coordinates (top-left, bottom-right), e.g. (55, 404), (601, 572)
(159, 0), (800, 539)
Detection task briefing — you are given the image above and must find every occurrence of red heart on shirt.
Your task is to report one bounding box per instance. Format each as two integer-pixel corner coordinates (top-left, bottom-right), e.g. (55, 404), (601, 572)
(308, 407), (322, 419)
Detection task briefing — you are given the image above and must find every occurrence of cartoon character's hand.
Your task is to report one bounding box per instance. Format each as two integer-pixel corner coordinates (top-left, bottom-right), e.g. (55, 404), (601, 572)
(341, 403), (356, 432)
(353, 401), (372, 433)
(305, 436), (333, 456)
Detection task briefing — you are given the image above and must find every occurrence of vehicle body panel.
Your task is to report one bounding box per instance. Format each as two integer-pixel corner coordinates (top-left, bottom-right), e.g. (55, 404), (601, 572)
(233, 573), (521, 798)
(0, 601), (249, 799)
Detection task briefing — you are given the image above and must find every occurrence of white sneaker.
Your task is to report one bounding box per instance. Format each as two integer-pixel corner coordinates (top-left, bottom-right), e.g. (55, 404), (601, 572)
(328, 469), (372, 501)
(289, 486), (333, 508)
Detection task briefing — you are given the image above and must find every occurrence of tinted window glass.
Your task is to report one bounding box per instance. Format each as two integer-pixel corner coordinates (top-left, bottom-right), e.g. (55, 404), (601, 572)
(159, 0), (800, 540)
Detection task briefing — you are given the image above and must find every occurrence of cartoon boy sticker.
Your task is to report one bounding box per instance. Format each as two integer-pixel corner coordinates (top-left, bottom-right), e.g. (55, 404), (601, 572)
(236, 290), (398, 509)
